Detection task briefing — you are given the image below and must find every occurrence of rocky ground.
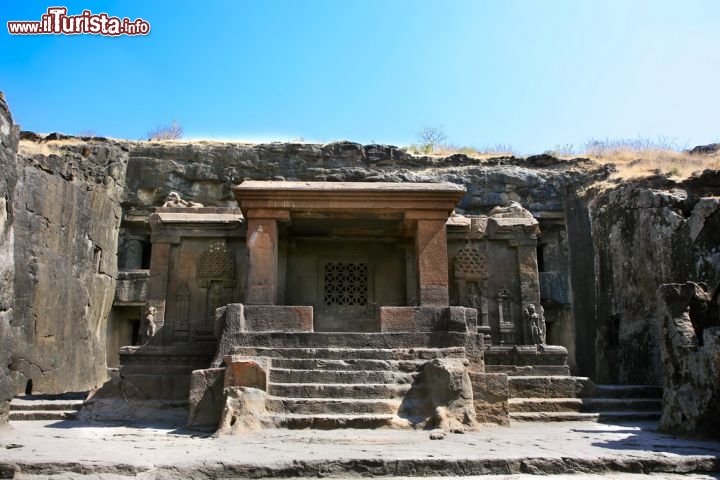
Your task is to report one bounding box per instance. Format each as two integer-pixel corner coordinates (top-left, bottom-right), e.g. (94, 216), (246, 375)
(0, 420), (718, 479)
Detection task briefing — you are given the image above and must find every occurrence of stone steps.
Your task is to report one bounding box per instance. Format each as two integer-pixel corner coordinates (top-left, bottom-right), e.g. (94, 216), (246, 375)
(249, 345), (458, 429)
(264, 413), (405, 429)
(266, 397), (401, 415)
(9, 410), (79, 421)
(485, 365), (571, 376)
(9, 396), (84, 422)
(271, 358), (428, 372)
(230, 346), (466, 361)
(267, 382), (411, 399)
(594, 384), (663, 398)
(508, 375), (592, 399)
(581, 397), (661, 411)
(511, 411), (662, 422)
(509, 397), (584, 413)
(508, 382), (663, 423)
(269, 368), (415, 385)
(509, 397), (662, 413)
(224, 332), (468, 350)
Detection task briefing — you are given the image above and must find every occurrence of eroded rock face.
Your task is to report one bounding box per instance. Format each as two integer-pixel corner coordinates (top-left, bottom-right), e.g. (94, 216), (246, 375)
(0, 93), (19, 423)
(123, 140), (604, 215)
(421, 358), (477, 431)
(657, 282), (720, 438)
(591, 177), (720, 384)
(187, 368), (225, 429)
(8, 131), (129, 394)
(217, 387), (268, 435)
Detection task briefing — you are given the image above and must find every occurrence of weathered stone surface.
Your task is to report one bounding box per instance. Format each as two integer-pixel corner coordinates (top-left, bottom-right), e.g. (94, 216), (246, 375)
(77, 369), (187, 424)
(591, 177), (720, 384)
(217, 386), (268, 435)
(657, 282), (720, 438)
(243, 305), (313, 332)
(5, 130), (129, 395)
(420, 358), (477, 431)
(114, 269), (149, 304)
(125, 141), (603, 215)
(379, 306), (472, 332)
(187, 367), (225, 428)
(223, 355), (269, 390)
(0, 92), (19, 423)
(469, 371), (509, 425)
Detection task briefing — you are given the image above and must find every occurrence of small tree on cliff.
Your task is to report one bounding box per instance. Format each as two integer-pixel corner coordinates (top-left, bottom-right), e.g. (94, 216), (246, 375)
(146, 120), (183, 141)
(416, 125), (447, 153)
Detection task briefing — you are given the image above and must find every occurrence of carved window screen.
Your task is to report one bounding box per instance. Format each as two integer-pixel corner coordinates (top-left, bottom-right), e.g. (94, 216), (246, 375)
(323, 262), (368, 306)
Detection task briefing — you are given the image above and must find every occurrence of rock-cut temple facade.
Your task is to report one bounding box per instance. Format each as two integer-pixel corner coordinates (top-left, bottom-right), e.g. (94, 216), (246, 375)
(84, 180), (575, 431)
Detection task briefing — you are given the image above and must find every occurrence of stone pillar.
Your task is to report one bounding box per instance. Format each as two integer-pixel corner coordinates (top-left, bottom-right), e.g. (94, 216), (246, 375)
(244, 209), (289, 305)
(146, 241), (172, 344)
(408, 211), (450, 306)
(516, 239), (542, 344)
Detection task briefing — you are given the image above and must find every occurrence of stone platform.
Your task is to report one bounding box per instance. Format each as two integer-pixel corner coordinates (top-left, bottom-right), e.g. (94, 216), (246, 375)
(1, 420), (718, 478)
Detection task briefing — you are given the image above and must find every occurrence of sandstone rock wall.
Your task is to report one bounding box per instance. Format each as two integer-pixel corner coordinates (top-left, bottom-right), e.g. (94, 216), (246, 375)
(656, 282), (720, 438)
(123, 141), (602, 214)
(7, 132), (128, 394)
(0, 93), (19, 422)
(590, 174), (720, 384)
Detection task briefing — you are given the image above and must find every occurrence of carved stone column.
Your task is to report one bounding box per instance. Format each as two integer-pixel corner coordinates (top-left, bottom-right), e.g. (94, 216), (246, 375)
(145, 237), (177, 345)
(516, 240), (542, 344)
(408, 211), (450, 306)
(244, 209), (289, 305)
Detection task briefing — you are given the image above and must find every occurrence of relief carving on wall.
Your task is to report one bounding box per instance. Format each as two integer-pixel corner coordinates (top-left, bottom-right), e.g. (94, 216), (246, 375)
(173, 283), (190, 344)
(497, 287), (516, 344)
(453, 241), (490, 328)
(196, 240), (236, 340)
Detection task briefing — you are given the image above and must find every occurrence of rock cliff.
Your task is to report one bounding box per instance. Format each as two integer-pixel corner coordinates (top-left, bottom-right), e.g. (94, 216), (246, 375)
(0, 93), (19, 422)
(4, 127), (129, 397)
(656, 282), (720, 437)
(590, 173), (720, 384)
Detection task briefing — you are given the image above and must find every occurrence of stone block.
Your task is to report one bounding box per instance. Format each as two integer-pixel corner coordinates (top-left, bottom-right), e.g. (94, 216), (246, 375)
(224, 355), (270, 390)
(114, 270), (150, 305)
(217, 387), (268, 435)
(421, 358), (477, 431)
(379, 306), (471, 333)
(469, 372), (509, 425)
(187, 368), (225, 429)
(244, 305), (313, 332)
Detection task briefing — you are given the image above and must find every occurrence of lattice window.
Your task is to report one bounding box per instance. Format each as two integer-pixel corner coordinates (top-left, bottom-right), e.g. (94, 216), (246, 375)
(323, 262), (368, 306)
(454, 242), (488, 280)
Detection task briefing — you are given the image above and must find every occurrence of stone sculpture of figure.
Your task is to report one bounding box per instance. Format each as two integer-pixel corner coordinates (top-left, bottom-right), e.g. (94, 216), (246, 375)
(465, 282), (481, 310)
(139, 306), (157, 345)
(162, 191), (203, 208)
(524, 304), (546, 345)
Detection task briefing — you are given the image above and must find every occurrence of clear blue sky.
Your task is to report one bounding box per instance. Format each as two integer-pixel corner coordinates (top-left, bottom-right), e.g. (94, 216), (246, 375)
(2, 0), (719, 153)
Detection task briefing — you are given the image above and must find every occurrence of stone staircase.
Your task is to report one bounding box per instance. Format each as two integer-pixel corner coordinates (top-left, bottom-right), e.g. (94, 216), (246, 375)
(230, 345), (467, 429)
(9, 394), (85, 421)
(508, 378), (662, 422)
